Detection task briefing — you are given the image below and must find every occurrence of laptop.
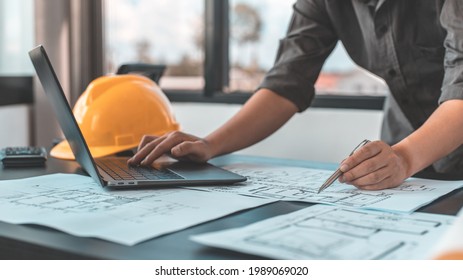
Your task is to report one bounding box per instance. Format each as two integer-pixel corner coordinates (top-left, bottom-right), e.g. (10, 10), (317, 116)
(29, 45), (246, 189)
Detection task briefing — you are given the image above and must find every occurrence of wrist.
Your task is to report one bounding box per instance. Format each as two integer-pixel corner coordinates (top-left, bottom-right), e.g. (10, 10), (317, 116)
(204, 135), (225, 159)
(392, 141), (415, 178)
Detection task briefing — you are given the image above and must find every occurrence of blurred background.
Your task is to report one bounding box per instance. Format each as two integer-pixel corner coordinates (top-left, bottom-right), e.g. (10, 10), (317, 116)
(0, 0), (386, 163)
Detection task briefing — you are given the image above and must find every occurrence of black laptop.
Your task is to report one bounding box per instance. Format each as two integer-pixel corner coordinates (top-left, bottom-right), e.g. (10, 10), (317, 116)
(29, 45), (246, 188)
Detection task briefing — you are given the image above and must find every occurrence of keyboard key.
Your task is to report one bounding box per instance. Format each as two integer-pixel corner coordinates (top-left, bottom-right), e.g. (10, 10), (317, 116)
(96, 158), (183, 181)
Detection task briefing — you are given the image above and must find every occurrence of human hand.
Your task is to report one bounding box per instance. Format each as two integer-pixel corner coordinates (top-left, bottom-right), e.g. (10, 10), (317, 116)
(127, 131), (214, 166)
(338, 140), (410, 190)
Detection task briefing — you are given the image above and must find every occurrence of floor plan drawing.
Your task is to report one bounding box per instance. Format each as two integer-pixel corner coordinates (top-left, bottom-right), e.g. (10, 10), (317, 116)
(11, 189), (140, 213)
(0, 174), (273, 245)
(192, 205), (455, 260)
(189, 163), (463, 212)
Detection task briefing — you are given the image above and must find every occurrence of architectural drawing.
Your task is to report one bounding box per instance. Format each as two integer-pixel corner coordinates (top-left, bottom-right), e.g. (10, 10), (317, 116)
(192, 205), (455, 260)
(11, 190), (140, 213)
(189, 164), (463, 212)
(0, 174), (272, 245)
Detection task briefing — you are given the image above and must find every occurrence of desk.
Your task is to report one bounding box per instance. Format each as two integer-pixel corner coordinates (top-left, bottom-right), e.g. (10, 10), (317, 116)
(1, 154), (462, 259)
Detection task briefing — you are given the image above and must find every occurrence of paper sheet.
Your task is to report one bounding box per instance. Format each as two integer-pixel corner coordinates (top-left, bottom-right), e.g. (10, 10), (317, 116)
(428, 207), (463, 259)
(192, 204), (455, 260)
(189, 164), (463, 213)
(0, 174), (274, 246)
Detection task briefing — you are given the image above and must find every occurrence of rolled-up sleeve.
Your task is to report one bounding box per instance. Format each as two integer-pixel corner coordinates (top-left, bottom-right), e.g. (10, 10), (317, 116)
(439, 0), (463, 104)
(258, 0), (338, 112)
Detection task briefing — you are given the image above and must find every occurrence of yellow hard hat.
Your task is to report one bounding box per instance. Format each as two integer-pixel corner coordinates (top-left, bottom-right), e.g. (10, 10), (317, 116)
(51, 74), (180, 160)
(434, 250), (463, 260)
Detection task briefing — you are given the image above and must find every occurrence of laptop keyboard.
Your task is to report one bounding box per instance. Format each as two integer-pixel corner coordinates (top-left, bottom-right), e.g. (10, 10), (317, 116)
(96, 158), (183, 181)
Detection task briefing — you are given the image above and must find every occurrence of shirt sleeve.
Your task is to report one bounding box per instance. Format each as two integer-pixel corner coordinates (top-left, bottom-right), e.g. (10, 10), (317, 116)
(258, 0), (338, 112)
(439, 0), (463, 104)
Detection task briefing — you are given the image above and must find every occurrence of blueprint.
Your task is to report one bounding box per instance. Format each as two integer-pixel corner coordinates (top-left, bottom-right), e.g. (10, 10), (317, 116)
(0, 174), (274, 246)
(191, 204), (455, 260)
(428, 207), (463, 259)
(188, 164), (463, 213)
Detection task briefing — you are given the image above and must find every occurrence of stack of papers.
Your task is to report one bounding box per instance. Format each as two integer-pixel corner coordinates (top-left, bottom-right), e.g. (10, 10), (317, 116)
(0, 163), (461, 258)
(189, 164), (463, 259)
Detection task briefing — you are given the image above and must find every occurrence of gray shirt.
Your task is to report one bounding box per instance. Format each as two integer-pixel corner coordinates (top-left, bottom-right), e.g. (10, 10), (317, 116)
(260, 0), (463, 177)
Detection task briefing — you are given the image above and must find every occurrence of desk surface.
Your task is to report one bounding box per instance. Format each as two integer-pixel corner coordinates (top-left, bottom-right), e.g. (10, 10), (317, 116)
(1, 154), (462, 260)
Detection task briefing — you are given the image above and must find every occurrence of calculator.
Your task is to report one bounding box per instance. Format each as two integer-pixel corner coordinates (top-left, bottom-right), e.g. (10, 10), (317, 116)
(0, 146), (47, 167)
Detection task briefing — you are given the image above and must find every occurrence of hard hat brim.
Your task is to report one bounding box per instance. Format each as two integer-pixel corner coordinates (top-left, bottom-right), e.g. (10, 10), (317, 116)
(50, 140), (138, 160)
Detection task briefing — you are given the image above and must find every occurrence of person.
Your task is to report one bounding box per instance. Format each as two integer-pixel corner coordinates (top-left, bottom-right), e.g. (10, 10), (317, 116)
(128, 0), (463, 190)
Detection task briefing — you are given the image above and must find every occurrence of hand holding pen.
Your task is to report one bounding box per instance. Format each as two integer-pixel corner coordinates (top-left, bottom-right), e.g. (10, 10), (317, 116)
(318, 139), (371, 193)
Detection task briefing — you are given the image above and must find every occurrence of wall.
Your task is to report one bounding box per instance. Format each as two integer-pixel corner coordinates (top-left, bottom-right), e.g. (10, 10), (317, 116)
(0, 105), (30, 147)
(0, 102), (383, 163)
(173, 103), (383, 164)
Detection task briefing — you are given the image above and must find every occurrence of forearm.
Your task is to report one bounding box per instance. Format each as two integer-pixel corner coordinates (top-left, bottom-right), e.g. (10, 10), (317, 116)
(393, 99), (463, 176)
(205, 89), (298, 157)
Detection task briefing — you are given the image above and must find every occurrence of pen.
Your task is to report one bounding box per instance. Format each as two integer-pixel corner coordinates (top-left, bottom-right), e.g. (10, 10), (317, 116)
(317, 139), (371, 194)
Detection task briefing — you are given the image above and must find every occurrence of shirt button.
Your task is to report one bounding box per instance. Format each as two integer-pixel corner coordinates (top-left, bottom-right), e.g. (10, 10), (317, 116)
(388, 69), (397, 77)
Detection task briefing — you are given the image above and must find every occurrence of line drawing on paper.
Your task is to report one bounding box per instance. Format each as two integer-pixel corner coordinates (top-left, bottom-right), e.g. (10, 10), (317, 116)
(193, 205), (453, 260)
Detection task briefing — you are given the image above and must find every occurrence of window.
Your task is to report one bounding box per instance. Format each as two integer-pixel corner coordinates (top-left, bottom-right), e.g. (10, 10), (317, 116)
(104, 0), (386, 108)
(104, 0), (205, 90)
(0, 0), (34, 147)
(0, 0), (34, 75)
(229, 0), (292, 93)
(229, 0), (387, 96)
